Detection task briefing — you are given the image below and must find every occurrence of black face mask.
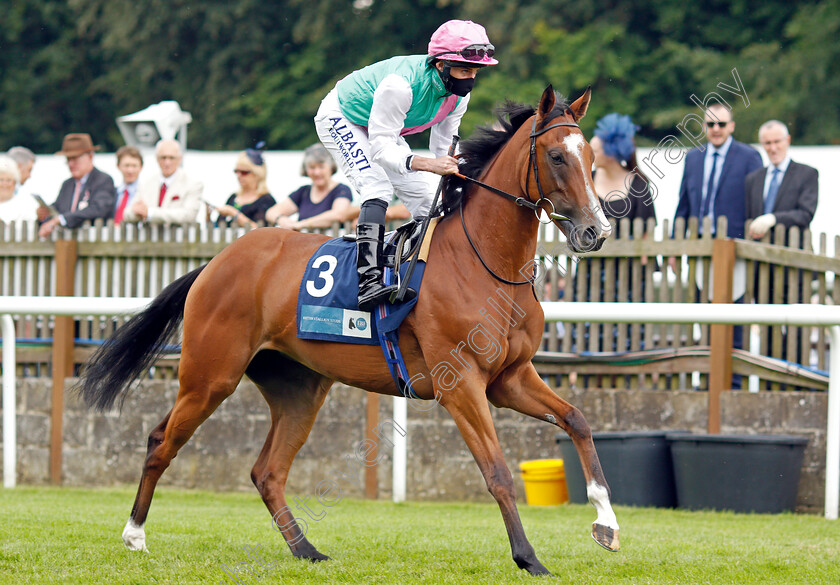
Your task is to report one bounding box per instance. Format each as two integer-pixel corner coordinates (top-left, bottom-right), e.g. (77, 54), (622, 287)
(447, 76), (475, 97)
(439, 63), (476, 96)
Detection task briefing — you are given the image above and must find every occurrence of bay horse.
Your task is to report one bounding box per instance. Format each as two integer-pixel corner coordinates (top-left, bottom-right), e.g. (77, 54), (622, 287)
(78, 85), (618, 576)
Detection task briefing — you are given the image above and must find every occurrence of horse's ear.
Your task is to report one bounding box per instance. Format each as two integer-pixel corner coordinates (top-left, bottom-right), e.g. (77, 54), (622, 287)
(536, 85), (556, 123)
(569, 86), (592, 121)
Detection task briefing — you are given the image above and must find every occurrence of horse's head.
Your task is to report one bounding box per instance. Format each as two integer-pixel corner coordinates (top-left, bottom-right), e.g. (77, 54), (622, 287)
(529, 86), (611, 253)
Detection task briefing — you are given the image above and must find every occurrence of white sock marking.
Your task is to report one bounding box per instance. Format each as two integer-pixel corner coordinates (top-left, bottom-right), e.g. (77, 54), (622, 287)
(122, 518), (148, 552)
(587, 481), (619, 530)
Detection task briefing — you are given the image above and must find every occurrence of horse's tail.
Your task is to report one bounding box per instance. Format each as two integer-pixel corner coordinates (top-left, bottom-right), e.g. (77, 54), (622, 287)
(76, 265), (207, 412)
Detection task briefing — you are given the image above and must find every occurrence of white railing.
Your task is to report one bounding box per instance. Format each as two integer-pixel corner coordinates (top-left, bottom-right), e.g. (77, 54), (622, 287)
(538, 302), (840, 521)
(1, 297), (152, 488)
(394, 302), (840, 520)
(2, 298), (837, 519)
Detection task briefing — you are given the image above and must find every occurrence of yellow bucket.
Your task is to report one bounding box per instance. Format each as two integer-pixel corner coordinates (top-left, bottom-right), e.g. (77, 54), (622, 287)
(519, 459), (569, 506)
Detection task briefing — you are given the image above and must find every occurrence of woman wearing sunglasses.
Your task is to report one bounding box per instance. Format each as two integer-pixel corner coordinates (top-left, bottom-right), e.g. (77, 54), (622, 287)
(216, 142), (277, 228)
(314, 19), (498, 311)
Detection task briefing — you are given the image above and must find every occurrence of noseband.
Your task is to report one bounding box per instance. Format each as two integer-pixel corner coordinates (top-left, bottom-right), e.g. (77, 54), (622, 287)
(456, 116), (582, 287)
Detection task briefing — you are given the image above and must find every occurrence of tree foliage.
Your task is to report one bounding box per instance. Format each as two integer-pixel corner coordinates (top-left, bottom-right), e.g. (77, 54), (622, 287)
(0, 0), (837, 152)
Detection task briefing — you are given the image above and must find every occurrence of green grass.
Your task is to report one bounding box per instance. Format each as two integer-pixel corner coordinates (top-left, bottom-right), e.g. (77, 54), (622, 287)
(1, 487), (838, 584)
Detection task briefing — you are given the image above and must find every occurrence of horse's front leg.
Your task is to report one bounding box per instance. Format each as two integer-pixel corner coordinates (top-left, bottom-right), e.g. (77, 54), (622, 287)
(441, 385), (552, 576)
(488, 363), (620, 552)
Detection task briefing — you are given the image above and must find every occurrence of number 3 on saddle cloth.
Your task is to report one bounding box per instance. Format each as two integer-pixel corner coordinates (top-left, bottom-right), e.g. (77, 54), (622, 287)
(296, 221), (436, 399)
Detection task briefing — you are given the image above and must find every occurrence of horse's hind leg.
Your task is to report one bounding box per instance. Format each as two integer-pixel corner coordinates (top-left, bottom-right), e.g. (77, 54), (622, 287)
(246, 350), (332, 562)
(488, 363), (620, 552)
(122, 408), (171, 550)
(123, 355), (244, 551)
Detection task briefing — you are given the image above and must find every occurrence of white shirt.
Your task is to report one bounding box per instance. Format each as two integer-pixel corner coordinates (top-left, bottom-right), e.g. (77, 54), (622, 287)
(762, 155), (791, 201)
(702, 136), (733, 219)
(0, 192), (39, 223)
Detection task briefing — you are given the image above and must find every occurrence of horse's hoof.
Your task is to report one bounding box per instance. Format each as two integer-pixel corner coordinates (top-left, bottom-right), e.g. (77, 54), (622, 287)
(306, 551), (331, 563)
(122, 519), (149, 552)
(527, 564), (553, 577)
(591, 523), (620, 552)
(292, 545), (331, 563)
(515, 555), (553, 576)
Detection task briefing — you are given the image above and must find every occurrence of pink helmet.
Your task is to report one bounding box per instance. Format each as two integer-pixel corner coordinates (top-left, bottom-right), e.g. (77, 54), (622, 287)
(427, 20), (498, 66)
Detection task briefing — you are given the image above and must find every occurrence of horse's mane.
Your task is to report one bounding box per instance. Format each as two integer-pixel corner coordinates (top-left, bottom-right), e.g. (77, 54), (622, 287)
(439, 92), (572, 216)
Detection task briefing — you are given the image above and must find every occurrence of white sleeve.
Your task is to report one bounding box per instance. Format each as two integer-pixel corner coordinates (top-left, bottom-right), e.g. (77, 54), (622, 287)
(430, 93), (470, 157)
(368, 75), (415, 175)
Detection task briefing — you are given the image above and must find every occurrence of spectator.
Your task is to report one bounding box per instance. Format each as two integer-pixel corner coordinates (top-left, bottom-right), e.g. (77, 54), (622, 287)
(747, 121), (818, 369)
(673, 103), (763, 239)
(591, 113), (656, 238)
(113, 145), (143, 225)
(265, 144), (353, 230)
(0, 155), (38, 223)
(673, 104), (762, 388)
(215, 143), (276, 228)
(573, 114), (657, 352)
(746, 120), (818, 244)
(37, 133), (116, 238)
(123, 139), (202, 224)
(7, 146), (35, 187)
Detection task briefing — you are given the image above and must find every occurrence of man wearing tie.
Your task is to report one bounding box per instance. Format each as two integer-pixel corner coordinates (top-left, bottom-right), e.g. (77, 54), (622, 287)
(37, 133), (116, 238)
(113, 146), (144, 225)
(745, 120), (818, 243)
(673, 103), (762, 389)
(746, 121), (818, 368)
(122, 139), (203, 224)
(673, 103), (763, 238)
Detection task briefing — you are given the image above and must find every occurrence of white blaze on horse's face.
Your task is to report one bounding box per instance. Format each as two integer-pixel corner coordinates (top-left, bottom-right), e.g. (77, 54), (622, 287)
(562, 133), (611, 238)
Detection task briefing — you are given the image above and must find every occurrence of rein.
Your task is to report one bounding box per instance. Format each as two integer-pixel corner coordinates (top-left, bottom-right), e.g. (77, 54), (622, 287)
(455, 117), (581, 288)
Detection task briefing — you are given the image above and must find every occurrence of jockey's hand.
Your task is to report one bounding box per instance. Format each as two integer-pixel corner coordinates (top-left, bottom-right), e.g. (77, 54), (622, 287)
(413, 155), (460, 176)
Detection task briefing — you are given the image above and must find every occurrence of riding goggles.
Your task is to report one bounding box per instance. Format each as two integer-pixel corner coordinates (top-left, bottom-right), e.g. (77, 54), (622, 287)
(434, 43), (495, 62)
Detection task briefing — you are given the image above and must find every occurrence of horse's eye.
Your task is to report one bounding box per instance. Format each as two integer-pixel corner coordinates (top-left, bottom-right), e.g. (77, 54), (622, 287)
(549, 151), (564, 164)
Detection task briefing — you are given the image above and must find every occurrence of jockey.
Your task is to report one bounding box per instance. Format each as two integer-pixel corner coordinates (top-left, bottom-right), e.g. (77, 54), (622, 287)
(314, 19), (498, 311)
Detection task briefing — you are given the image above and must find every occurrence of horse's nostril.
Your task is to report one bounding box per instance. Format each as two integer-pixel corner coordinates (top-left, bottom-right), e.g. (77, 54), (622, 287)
(580, 226), (598, 250)
(568, 225), (601, 254)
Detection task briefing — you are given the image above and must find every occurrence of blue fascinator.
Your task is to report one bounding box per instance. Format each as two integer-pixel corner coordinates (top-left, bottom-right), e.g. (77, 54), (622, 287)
(594, 114), (639, 163)
(246, 141), (266, 166)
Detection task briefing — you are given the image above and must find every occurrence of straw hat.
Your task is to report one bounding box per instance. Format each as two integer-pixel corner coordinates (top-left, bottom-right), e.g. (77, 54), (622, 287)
(55, 133), (102, 157)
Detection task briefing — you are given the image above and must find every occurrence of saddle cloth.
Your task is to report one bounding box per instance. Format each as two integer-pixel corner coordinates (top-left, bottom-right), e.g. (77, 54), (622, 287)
(296, 220), (436, 345)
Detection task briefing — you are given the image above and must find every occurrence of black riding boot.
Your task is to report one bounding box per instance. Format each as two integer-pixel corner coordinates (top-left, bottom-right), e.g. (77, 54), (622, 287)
(356, 222), (412, 311)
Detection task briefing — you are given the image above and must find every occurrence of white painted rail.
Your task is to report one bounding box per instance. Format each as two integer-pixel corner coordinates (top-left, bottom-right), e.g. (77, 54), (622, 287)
(539, 302), (840, 521)
(2, 297), (836, 520)
(1, 297), (152, 488)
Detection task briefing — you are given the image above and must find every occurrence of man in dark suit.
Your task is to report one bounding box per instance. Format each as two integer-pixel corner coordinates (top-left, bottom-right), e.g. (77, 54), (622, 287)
(673, 104), (762, 389)
(746, 120), (818, 369)
(745, 120), (818, 243)
(37, 133), (116, 237)
(673, 103), (763, 239)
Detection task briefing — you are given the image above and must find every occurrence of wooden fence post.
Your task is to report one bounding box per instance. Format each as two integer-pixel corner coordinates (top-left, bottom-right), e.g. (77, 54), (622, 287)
(708, 238), (735, 434)
(51, 239), (77, 484)
(364, 393), (379, 499)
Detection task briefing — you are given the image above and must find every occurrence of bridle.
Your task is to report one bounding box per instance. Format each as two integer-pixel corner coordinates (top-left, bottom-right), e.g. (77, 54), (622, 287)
(456, 116), (582, 286)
